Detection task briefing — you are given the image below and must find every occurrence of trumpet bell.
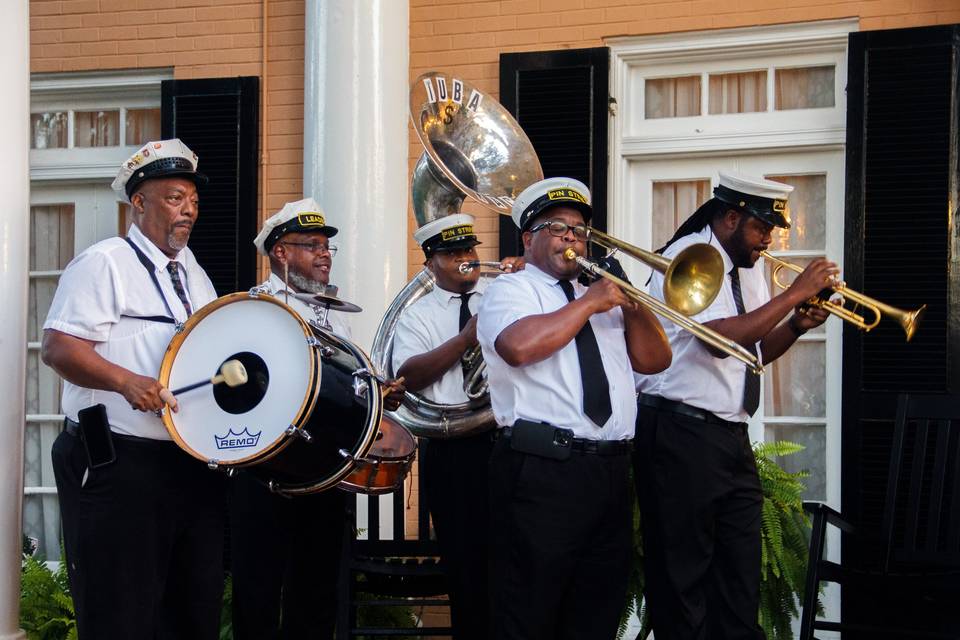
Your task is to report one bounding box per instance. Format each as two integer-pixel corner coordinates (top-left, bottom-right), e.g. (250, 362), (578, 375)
(409, 72), (543, 222)
(663, 243), (726, 317)
(896, 303), (926, 342)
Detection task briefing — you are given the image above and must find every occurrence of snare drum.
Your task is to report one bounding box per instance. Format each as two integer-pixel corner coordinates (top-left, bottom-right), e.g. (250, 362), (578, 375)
(337, 415), (416, 495)
(159, 292), (383, 495)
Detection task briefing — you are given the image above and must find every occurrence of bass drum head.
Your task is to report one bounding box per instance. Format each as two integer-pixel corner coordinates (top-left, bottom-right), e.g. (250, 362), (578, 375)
(160, 293), (319, 465)
(253, 328), (383, 495)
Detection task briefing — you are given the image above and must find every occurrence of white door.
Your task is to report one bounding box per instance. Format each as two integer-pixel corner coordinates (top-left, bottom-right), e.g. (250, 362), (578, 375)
(24, 181), (119, 561)
(614, 149), (844, 631)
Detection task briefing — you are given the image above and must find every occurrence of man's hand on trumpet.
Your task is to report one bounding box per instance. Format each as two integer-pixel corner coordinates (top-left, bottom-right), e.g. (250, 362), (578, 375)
(785, 257), (840, 304)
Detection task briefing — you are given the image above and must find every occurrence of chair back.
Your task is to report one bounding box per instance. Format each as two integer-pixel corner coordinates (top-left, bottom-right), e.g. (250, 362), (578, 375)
(883, 393), (960, 571)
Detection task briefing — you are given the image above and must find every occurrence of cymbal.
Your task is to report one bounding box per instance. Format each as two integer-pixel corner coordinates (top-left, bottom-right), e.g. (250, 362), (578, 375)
(290, 292), (363, 313)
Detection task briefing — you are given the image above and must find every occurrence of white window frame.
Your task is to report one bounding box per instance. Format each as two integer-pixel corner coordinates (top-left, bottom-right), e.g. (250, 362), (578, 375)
(30, 68), (171, 181)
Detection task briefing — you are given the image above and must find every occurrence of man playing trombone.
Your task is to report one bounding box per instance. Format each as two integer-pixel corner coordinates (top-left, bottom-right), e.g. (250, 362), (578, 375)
(634, 172), (837, 640)
(478, 177), (671, 640)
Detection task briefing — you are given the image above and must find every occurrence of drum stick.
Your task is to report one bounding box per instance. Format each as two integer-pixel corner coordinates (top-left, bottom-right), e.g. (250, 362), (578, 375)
(171, 359), (248, 396)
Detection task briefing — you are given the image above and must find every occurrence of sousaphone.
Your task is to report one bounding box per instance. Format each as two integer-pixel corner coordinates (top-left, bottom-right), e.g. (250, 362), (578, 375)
(369, 72), (543, 438)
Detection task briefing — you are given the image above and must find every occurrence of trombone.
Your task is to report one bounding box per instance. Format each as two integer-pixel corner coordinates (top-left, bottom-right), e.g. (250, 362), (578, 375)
(565, 249), (764, 374)
(585, 227), (724, 317)
(760, 251), (926, 342)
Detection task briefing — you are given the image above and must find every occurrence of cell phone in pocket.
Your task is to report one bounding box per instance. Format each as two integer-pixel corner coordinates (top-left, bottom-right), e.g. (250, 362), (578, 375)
(77, 403), (116, 469)
(509, 420), (572, 461)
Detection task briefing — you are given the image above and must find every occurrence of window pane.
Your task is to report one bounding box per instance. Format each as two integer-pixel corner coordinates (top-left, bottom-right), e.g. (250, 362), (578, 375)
(775, 65), (835, 110)
(31, 112), (67, 149)
(126, 108), (161, 146)
(764, 256), (826, 336)
(645, 76), (701, 119)
(763, 339), (826, 416)
(708, 70), (767, 114)
(118, 201), (134, 237)
(651, 179), (711, 250)
(23, 494), (62, 561)
(763, 423), (826, 501)
(75, 110), (120, 147)
(765, 174), (826, 252)
(29, 205), (74, 342)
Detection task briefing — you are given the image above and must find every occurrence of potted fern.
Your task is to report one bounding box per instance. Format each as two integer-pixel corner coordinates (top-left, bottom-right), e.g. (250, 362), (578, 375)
(622, 441), (813, 640)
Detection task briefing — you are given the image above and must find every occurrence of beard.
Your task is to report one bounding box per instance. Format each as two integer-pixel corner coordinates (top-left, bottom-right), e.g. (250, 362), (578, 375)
(288, 269), (328, 294)
(167, 231), (189, 253)
(728, 221), (756, 268)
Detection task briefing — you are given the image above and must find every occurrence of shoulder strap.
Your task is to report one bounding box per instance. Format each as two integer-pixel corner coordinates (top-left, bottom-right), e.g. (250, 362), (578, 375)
(124, 237), (178, 324)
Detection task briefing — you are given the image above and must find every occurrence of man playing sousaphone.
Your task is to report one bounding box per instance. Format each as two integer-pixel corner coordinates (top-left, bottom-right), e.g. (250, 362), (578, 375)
(392, 213), (522, 640)
(230, 197), (404, 640)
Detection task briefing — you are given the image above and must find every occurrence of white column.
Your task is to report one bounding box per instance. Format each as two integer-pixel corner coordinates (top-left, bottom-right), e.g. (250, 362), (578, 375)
(303, 0), (409, 351)
(0, 0), (30, 638)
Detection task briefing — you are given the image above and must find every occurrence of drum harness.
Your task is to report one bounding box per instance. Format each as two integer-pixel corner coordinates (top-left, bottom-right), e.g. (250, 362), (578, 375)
(123, 237), (186, 333)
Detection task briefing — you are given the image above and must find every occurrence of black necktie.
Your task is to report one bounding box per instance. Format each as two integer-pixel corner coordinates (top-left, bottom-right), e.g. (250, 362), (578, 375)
(558, 279), (612, 428)
(457, 292), (474, 331)
(730, 268), (760, 416)
(166, 262), (193, 317)
(457, 292), (475, 376)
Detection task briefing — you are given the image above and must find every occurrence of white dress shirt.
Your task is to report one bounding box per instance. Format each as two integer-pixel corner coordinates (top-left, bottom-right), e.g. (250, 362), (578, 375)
(391, 280), (486, 405)
(477, 263), (637, 441)
(44, 224), (219, 440)
(259, 272), (352, 339)
(636, 225), (770, 422)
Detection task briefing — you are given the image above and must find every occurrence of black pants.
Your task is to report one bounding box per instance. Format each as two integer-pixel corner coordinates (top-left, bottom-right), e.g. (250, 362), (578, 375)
(51, 429), (226, 640)
(633, 404), (765, 640)
(488, 436), (632, 640)
(422, 433), (493, 640)
(229, 471), (346, 640)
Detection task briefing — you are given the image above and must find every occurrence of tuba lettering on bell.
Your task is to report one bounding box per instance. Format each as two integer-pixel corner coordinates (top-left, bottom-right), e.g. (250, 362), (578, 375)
(369, 72), (543, 438)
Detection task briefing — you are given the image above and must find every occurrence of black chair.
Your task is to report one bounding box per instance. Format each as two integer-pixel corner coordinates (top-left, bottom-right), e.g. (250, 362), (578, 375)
(336, 439), (453, 638)
(799, 393), (960, 640)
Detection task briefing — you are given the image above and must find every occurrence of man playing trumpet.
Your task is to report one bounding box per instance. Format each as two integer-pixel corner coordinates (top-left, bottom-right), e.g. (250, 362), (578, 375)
(634, 172), (838, 640)
(477, 177), (671, 639)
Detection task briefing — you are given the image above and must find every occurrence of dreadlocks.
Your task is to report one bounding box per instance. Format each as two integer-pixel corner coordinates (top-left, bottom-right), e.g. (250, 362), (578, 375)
(655, 198), (728, 255)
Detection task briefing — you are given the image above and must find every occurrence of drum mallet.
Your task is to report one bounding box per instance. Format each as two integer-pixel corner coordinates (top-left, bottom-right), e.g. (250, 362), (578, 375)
(171, 359), (248, 396)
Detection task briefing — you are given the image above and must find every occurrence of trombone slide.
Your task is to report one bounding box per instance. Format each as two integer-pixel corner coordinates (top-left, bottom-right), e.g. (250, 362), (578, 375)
(565, 249), (764, 374)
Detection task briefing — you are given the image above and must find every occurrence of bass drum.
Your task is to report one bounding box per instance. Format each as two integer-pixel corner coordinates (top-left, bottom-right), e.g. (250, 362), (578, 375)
(159, 292), (383, 495)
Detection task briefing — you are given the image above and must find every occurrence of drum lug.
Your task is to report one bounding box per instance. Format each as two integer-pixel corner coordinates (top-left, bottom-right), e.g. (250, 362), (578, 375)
(338, 448), (355, 462)
(207, 459), (219, 470)
(174, 322), (185, 334)
(284, 424), (314, 443)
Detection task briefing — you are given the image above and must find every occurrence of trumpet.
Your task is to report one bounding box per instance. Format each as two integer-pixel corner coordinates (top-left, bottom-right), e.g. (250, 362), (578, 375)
(585, 228), (724, 317)
(565, 249), (764, 374)
(760, 251), (926, 342)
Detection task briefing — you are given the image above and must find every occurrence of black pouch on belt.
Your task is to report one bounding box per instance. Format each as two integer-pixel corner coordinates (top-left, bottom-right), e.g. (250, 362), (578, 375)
(77, 403), (117, 469)
(509, 419), (572, 461)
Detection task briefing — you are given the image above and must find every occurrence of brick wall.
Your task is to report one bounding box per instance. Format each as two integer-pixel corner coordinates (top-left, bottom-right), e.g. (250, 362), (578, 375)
(30, 0), (306, 238)
(406, 0), (960, 277)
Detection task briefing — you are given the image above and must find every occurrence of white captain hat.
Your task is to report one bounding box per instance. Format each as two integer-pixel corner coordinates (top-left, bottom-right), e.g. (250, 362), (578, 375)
(414, 213), (481, 257)
(510, 177), (592, 232)
(713, 171), (794, 228)
(253, 197), (339, 256)
(111, 138), (207, 204)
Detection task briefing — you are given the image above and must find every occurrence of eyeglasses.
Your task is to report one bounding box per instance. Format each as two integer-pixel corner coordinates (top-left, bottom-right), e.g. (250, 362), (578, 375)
(280, 241), (338, 256)
(528, 220), (589, 240)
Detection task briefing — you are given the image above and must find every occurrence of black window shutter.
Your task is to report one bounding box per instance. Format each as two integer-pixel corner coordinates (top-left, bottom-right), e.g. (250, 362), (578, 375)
(842, 24), (960, 630)
(498, 48), (609, 258)
(161, 77), (259, 295)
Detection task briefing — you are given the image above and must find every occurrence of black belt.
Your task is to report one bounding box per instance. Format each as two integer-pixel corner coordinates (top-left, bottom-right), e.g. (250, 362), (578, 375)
(637, 393), (746, 429)
(498, 426), (632, 456)
(64, 417), (81, 437)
